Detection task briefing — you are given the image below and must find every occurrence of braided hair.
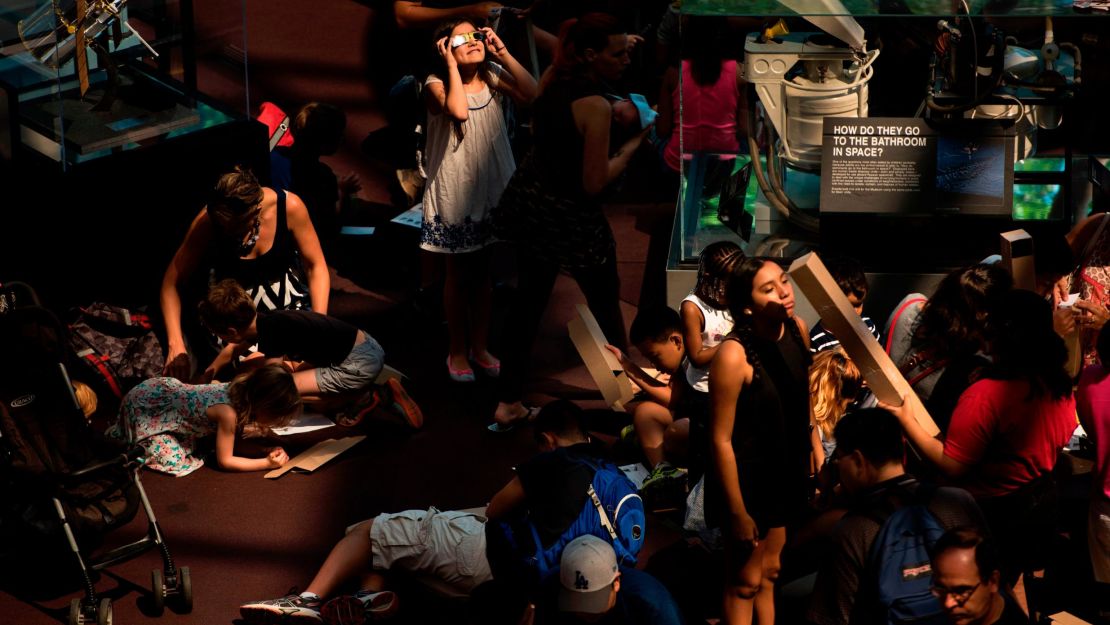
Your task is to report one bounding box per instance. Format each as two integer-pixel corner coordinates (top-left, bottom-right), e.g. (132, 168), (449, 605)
(694, 240), (745, 310)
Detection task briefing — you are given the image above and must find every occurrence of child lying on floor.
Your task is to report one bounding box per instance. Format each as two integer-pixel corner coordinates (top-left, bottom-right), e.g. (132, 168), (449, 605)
(104, 363), (300, 476)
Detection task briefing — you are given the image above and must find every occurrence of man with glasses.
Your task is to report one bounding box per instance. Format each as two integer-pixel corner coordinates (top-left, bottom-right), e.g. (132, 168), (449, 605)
(807, 408), (988, 625)
(931, 528), (1030, 625)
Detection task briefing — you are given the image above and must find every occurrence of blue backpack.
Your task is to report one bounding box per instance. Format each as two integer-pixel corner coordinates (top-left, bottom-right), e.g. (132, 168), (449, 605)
(510, 456), (646, 582)
(867, 482), (948, 625)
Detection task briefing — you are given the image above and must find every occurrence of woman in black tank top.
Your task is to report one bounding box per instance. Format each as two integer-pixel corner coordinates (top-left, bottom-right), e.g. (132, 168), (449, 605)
(709, 257), (813, 625)
(160, 166), (329, 382)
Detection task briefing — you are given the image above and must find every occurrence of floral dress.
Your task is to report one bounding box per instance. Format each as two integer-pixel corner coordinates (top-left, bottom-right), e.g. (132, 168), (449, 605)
(1065, 214), (1110, 366)
(105, 378), (230, 476)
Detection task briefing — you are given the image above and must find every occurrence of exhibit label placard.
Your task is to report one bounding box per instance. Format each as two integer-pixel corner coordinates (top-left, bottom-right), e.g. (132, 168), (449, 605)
(821, 117), (1014, 216)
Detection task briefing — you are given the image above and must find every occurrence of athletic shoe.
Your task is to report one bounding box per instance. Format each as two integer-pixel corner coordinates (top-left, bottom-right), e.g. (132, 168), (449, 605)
(335, 388), (383, 427)
(240, 593), (323, 623)
(640, 461), (686, 492)
(320, 590), (399, 624)
(640, 462), (688, 512)
(385, 378), (424, 429)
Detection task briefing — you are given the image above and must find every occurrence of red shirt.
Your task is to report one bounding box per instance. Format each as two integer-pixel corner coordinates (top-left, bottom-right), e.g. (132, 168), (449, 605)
(944, 378), (1076, 498)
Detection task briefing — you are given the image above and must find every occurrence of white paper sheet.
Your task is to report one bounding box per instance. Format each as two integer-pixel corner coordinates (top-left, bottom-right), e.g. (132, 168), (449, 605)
(619, 463), (650, 490)
(391, 204), (423, 229)
(271, 412), (335, 436)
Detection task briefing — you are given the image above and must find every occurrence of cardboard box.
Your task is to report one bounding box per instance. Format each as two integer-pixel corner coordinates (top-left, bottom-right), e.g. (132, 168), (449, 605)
(789, 253), (939, 436)
(264, 435), (366, 479)
(568, 304), (635, 412)
(1000, 229), (1036, 292)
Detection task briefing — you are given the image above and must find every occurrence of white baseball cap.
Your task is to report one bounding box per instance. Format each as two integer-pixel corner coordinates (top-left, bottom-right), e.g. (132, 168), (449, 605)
(558, 535), (619, 614)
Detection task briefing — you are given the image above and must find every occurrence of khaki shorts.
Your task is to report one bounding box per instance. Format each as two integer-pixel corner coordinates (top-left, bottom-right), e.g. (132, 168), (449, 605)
(369, 508), (493, 593)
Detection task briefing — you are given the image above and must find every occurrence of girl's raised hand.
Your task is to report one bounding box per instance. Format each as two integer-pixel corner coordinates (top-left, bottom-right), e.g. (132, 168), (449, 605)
(267, 447), (290, 468)
(436, 37), (457, 67)
(480, 27), (508, 60)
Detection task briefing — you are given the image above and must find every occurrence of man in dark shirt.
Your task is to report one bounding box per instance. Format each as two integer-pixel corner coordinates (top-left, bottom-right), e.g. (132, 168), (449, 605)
(930, 528), (1030, 625)
(807, 408), (987, 625)
(238, 400), (625, 624)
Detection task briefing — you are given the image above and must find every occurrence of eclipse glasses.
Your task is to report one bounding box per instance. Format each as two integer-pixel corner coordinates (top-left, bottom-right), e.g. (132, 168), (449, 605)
(450, 31), (486, 48)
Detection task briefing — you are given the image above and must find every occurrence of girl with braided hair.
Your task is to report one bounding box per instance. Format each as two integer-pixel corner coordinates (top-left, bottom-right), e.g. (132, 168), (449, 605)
(708, 257), (812, 625)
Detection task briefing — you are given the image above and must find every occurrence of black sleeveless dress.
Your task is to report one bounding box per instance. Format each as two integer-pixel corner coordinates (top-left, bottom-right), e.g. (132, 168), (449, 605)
(209, 188), (309, 313)
(710, 325), (812, 531)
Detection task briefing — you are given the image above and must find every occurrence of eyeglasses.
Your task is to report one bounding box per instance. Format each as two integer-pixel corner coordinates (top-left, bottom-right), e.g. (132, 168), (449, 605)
(929, 582), (980, 605)
(450, 31), (486, 49)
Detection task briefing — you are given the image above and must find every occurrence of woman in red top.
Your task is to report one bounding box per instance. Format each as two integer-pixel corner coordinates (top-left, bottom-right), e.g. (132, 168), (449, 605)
(883, 289), (1076, 584)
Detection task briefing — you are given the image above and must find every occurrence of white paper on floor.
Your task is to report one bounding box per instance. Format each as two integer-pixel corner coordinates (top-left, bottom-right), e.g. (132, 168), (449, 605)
(390, 204), (423, 229)
(620, 463), (650, 490)
(271, 411), (335, 436)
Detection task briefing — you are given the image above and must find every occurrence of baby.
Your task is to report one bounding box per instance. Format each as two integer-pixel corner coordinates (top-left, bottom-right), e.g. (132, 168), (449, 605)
(609, 93), (657, 142)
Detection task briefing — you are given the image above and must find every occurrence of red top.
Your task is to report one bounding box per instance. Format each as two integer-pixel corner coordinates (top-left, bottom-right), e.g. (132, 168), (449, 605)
(664, 59), (740, 172)
(944, 378), (1076, 499)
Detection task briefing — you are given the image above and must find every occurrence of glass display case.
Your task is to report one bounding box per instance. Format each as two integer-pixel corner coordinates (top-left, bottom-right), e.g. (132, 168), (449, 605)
(0, 0), (249, 170)
(666, 0), (1109, 310)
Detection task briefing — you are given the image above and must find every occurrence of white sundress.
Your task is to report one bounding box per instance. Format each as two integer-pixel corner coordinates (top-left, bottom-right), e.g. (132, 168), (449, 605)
(420, 64), (516, 253)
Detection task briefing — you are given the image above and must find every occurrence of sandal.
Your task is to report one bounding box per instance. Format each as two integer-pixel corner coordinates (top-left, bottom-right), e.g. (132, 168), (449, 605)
(487, 405), (540, 433)
(469, 349), (501, 378)
(446, 355), (475, 383)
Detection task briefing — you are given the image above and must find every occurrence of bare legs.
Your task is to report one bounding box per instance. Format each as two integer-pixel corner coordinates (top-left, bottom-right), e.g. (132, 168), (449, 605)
(722, 526), (786, 625)
(633, 402), (673, 468)
(305, 518), (377, 599)
(443, 250), (497, 373)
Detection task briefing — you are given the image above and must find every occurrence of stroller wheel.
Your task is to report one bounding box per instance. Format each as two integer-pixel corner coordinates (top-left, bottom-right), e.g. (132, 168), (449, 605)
(177, 566), (193, 613)
(97, 598), (112, 625)
(150, 569), (165, 615)
(68, 598), (82, 625)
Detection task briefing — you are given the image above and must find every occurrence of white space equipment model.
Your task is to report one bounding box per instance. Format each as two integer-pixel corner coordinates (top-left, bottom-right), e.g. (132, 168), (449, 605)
(741, 0), (1079, 233)
(743, 0), (878, 233)
(18, 0), (158, 99)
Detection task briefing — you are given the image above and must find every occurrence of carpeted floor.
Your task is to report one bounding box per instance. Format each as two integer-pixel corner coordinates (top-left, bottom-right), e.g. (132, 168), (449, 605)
(0, 6), (692, 623)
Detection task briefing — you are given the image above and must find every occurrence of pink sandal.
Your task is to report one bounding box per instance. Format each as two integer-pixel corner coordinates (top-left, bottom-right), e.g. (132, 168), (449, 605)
(446, 355), (475, 383)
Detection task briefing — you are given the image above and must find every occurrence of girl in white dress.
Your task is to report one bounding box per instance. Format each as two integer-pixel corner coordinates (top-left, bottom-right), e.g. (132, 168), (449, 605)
(423, 19), (537, 382)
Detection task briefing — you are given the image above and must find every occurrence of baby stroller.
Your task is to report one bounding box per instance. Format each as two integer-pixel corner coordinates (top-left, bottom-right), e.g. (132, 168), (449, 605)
(0, 282), (191, 624)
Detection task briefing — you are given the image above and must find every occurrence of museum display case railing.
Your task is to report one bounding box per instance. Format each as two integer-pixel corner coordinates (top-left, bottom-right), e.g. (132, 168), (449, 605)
(0, 0), (249, 170)
(666, 0), (1110, 315)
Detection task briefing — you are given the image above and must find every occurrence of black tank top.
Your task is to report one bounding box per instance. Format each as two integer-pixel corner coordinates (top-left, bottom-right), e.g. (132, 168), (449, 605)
(750, 324), (812, 481)
(210, 189), (309, 312)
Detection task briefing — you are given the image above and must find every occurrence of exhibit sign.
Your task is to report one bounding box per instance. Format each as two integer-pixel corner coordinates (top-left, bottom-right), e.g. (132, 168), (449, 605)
(820, 117), (1014, 216)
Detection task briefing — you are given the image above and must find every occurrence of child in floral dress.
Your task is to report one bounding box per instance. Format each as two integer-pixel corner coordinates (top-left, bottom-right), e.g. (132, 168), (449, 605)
(106, 364), (301, 476)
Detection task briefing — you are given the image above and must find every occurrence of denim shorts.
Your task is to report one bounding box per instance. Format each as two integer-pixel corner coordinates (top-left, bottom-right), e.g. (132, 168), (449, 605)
(314, 332), (385, 394)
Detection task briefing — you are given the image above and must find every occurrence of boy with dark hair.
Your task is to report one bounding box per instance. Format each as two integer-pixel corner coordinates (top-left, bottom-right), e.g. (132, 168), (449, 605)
(271, 101), (357, 256)
(807, 408), (987, 625)
(608, 306), (699, 496)
(198, 279), (422, 428)
(809, 255), (881, 353)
